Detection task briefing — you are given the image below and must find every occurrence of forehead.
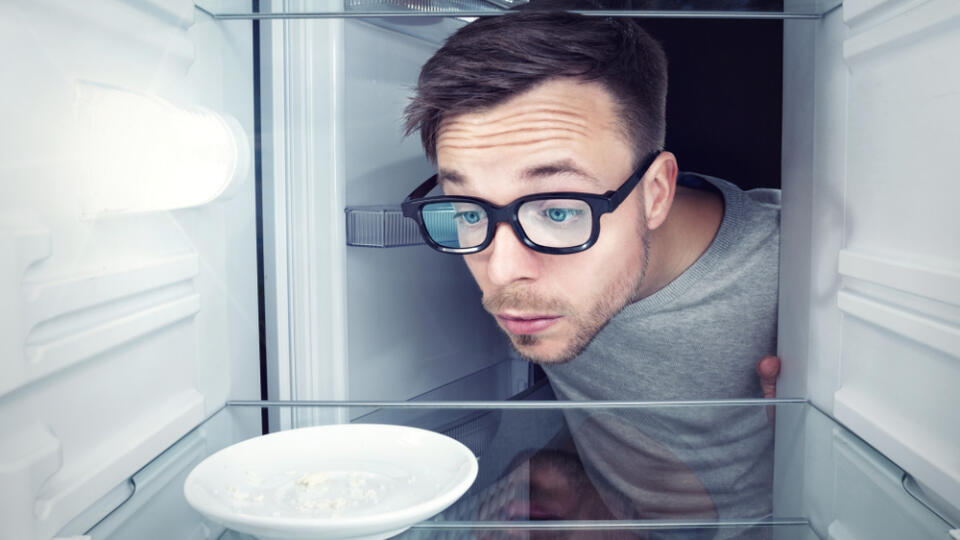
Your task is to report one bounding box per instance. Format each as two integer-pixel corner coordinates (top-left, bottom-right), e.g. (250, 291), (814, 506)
(435, 79), (632, 190)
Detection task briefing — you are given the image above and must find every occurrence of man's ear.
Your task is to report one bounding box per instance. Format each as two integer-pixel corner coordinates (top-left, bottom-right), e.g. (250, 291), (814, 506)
(642, 152), (678, 231)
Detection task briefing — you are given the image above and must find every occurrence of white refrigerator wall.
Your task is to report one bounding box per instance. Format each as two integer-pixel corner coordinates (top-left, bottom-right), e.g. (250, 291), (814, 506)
(778, 0), (960, 535)
(0, 1), (261, 538)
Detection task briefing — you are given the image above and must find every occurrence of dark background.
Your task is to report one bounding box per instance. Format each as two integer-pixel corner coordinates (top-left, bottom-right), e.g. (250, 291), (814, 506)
(518, 0), (785, 190)
(640, 18), (783, 190)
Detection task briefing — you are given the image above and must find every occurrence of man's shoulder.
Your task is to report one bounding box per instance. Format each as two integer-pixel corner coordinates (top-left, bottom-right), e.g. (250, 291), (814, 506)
(744, 187), (781, 209)
(678, 172), (780, 236)
(678, 172), (780, 207)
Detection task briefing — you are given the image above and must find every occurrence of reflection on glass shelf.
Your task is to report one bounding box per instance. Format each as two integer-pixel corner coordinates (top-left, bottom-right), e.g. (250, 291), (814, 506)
(195, 0), (843, 19)
(91, 399), (952, 540)
(219, 521), (816, 539)
(271, 399), (794, 539)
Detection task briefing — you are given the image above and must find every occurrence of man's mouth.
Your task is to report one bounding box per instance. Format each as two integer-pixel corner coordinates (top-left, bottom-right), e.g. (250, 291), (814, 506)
(496, 313), (562, 335)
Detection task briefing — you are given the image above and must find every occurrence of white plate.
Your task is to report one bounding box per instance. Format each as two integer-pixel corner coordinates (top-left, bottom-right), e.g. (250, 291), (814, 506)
(184, 423), (478, 540)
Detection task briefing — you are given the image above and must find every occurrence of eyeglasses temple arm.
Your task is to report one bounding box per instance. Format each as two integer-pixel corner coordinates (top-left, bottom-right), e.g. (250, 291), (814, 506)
(404, 175), (439, 202)
(606, 151), (660, 209)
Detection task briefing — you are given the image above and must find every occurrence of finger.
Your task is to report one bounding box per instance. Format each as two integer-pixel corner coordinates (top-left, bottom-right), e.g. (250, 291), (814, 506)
(756, 355), (781, 399)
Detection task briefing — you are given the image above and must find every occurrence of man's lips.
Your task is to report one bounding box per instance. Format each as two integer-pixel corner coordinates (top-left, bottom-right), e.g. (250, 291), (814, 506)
(496, 313), (562, 335)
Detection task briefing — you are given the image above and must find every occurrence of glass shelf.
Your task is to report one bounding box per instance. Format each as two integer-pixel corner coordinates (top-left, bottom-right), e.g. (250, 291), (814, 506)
(195, 0), (843, 20)
(85, 397), (954, 539)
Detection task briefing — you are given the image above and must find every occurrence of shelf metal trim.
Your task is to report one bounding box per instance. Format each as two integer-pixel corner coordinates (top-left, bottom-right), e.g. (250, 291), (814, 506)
(227, 398), (808, 409)
(411, 518), (811, 530)
(202, 10), (826, 20)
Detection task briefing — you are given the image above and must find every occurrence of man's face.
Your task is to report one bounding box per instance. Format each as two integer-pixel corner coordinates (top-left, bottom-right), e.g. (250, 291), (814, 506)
(436, 79), (652, 364)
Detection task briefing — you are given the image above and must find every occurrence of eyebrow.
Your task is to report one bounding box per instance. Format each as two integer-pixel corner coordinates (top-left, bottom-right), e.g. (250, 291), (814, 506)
(437, 168), (465, 186)
(521, 160), (600, 185)
(437, 160), (600, 187)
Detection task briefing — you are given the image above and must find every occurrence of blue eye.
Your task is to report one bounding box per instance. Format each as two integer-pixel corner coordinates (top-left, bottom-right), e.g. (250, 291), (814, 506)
(455, 210), (482, 225)
(545, 208), (581, 223)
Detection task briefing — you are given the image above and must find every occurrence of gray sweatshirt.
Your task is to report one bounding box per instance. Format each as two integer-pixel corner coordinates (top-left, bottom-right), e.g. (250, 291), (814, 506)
(543, 172), (781, 539)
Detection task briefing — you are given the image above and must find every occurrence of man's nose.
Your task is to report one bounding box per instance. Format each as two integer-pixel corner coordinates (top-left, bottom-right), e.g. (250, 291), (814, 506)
(485, 223), (539, 287)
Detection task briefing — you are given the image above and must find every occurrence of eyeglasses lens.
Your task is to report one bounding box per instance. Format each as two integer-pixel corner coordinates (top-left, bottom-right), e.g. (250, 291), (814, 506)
(421, 199), (593, 250)
(518, 199), (593, 248)
(421, 202), (488, 249)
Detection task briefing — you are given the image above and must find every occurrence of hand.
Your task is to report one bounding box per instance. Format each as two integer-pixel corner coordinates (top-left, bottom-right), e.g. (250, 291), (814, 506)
(757, 355), (781, 424)
(756, 355), (781, 399)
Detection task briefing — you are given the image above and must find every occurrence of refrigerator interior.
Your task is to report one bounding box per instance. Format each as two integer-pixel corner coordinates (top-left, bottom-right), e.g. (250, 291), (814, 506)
(1, 0), (958, 539)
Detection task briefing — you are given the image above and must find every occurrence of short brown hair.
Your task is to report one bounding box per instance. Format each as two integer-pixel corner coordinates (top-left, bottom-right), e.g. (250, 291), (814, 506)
(403, 10), (668, 166)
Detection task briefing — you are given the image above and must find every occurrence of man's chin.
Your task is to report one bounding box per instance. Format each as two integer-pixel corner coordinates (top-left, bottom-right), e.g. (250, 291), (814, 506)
(509, 334), (579, 365)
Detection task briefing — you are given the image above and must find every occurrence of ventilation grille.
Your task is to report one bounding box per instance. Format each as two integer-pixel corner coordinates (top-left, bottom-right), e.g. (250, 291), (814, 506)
(440, 410), (500, 459)
(345, 205), (425, 248)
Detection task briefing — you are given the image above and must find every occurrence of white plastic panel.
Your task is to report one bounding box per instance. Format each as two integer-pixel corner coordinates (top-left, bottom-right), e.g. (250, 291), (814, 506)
(836, 0), (960, 517)
(828, 428), (950, 540)
(778, 0), (960, 533)
(778, 1), (848, 414)
(774, 405), (952, 540)
(261, 13), (513, 413)
(342, 20), (514, 401)
(86, 408), (261, 540)
(257, 4), (351, 426)
(0, 1), (259, 538)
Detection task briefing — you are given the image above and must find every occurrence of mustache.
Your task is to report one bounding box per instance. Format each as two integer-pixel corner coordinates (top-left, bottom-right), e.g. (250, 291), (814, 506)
(482, 287), (570, 315)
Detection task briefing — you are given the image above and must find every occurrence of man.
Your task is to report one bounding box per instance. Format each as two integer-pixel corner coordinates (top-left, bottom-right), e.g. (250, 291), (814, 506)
(401, 10), (781, 537)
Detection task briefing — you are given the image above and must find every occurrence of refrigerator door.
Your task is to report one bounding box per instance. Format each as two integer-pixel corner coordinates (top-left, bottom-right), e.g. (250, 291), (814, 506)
(0, 1), (260, 538)
(779, 0), (960, 535)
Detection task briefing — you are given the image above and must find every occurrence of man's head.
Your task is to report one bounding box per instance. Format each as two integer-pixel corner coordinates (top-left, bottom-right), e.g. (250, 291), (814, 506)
(405, 11), (668, 168)
(404, 12), (678, 364)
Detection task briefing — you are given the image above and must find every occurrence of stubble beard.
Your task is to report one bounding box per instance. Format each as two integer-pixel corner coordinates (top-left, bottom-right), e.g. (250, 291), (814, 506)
(483, 220), (651, 365)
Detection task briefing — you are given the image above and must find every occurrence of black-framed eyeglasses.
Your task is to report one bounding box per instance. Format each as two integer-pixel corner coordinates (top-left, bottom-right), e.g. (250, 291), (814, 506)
(400, 151), (661, 255)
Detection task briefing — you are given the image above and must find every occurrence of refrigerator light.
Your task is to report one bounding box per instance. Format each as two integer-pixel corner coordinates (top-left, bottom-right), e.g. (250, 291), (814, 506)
(76, 82), (249, 218)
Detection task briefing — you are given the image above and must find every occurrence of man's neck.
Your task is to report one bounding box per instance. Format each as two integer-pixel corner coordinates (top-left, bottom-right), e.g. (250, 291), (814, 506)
(635, 184), (725, 300)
